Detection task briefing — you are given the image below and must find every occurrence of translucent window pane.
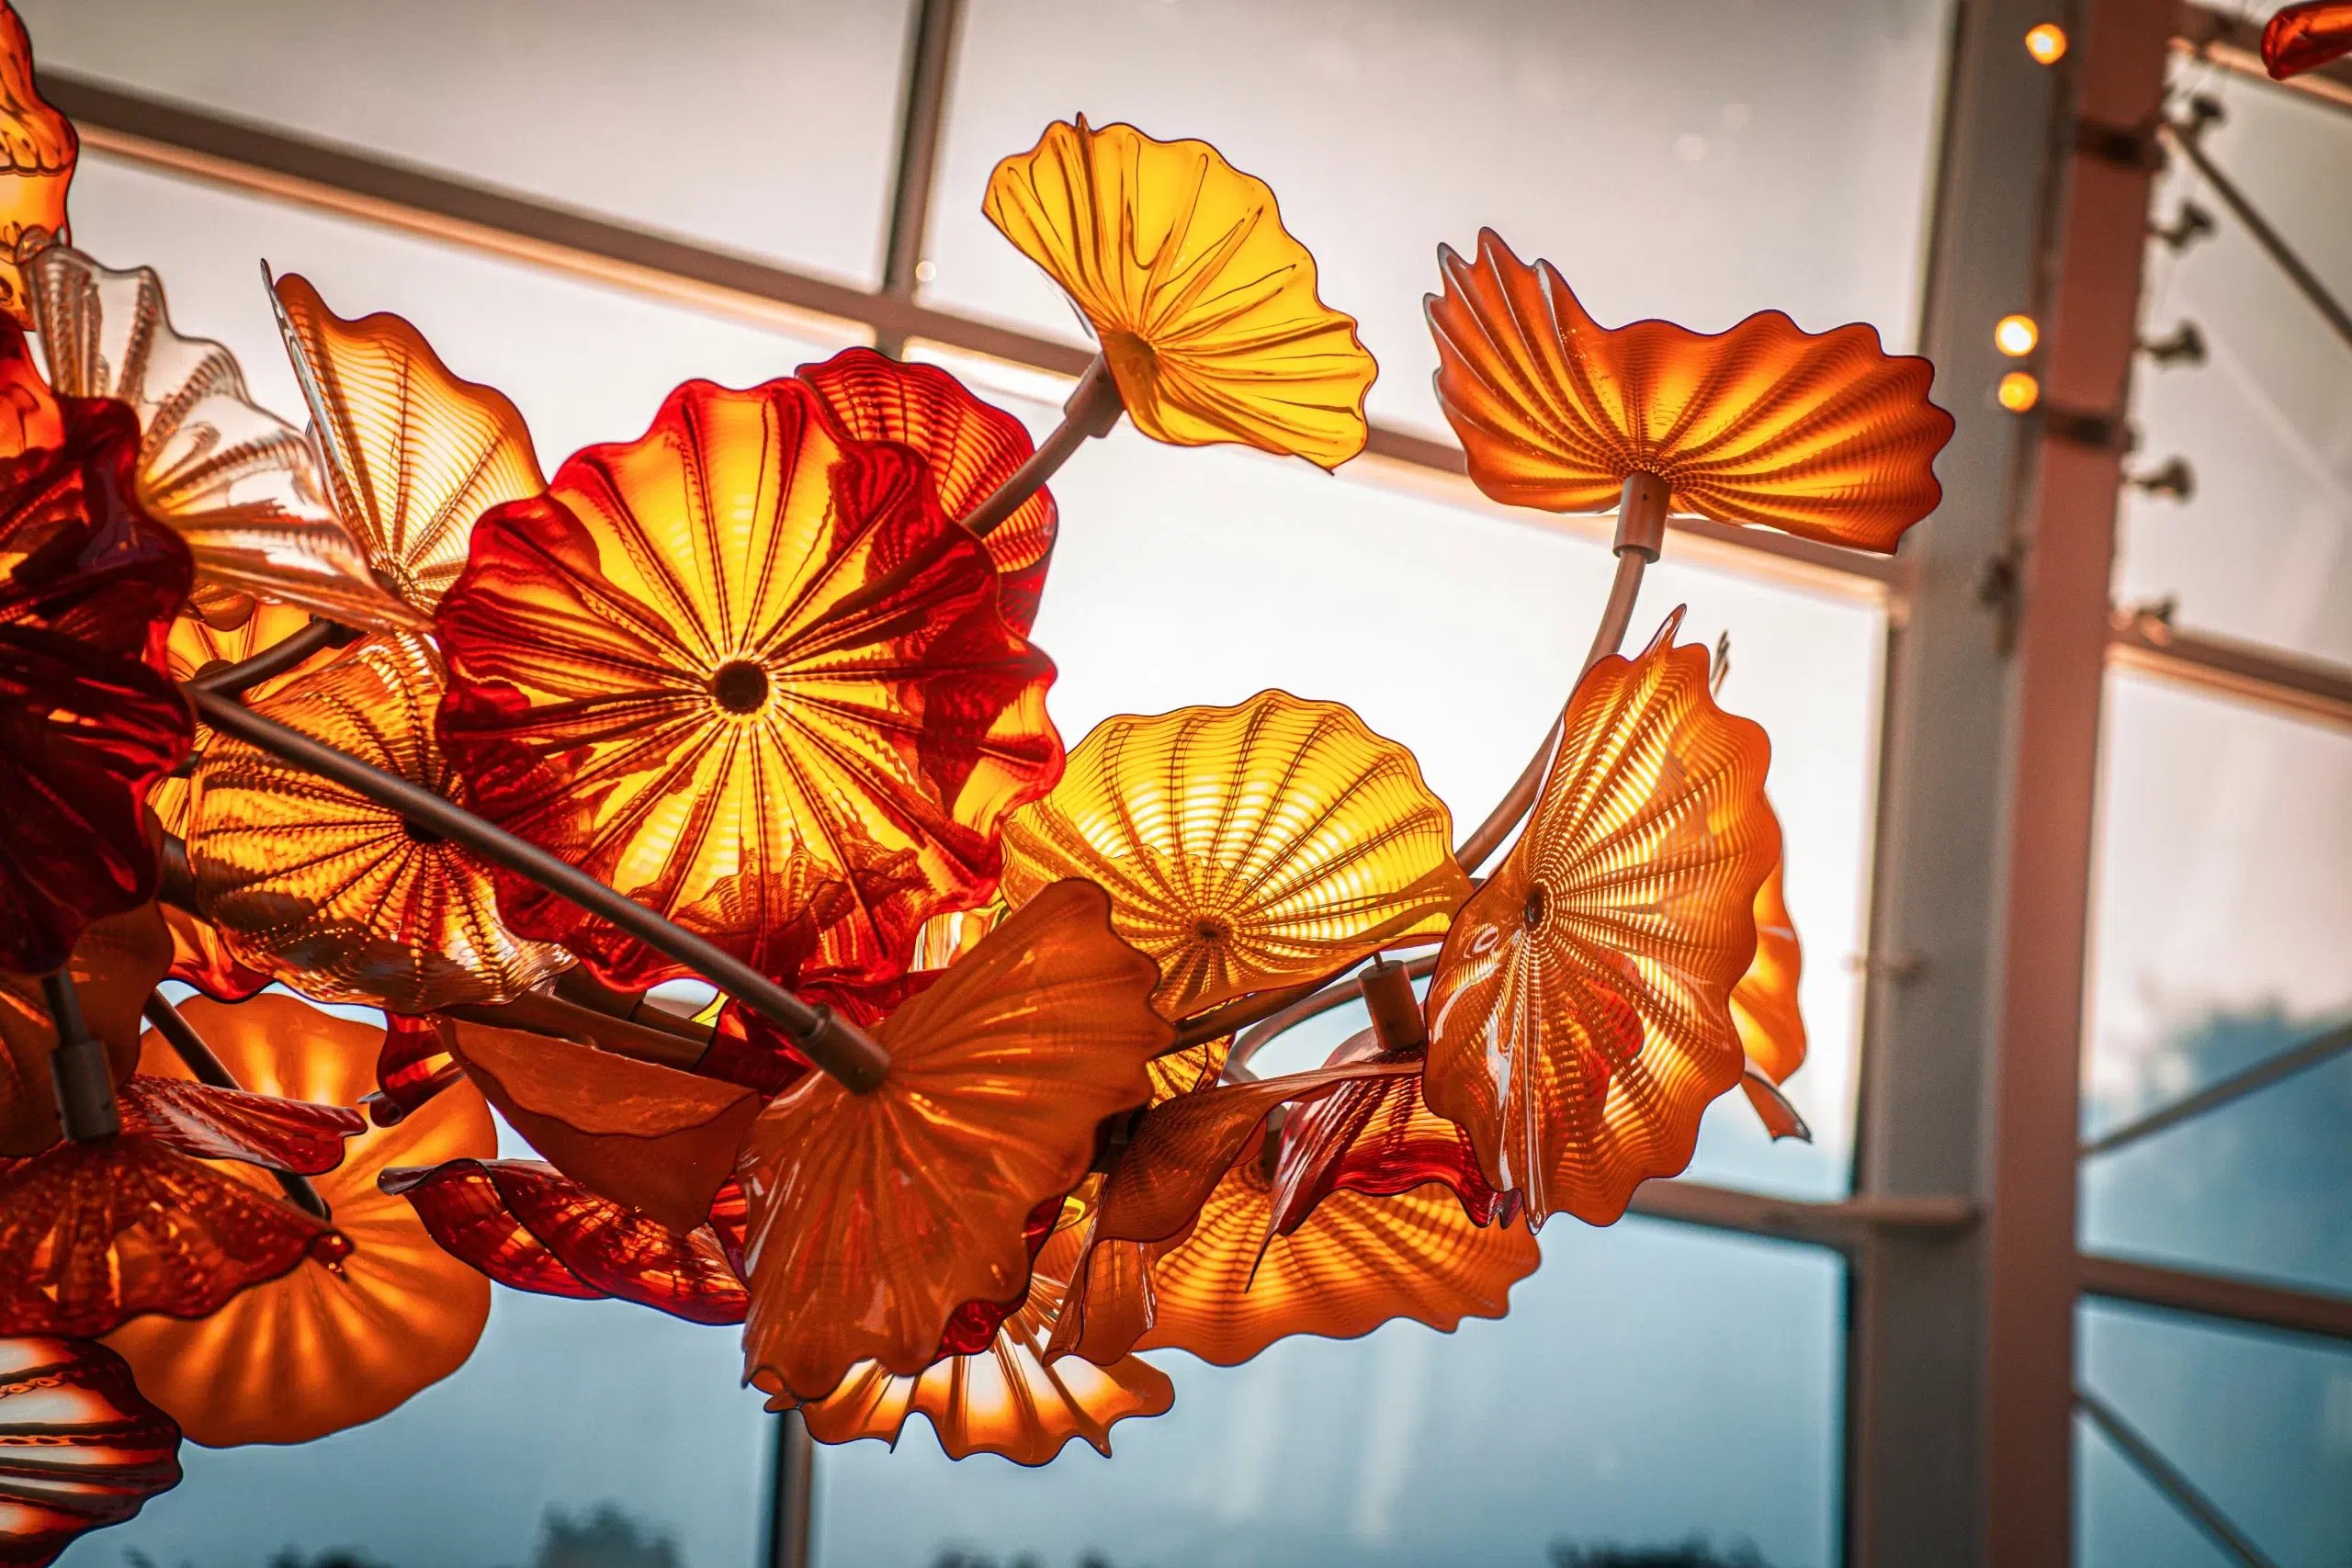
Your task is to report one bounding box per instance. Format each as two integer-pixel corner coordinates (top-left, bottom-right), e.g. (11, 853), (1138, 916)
(68, 154), (865, 465)
(17, 0), (913, 288)
(926, 350), (1882, 1201)
(2117, 69), (2352, 665)
(2076, 1301), (2352, 1568)
(814, 1220), (1845, 1568)
(2081, 672), (2352, 1293)
(921, 0), (1952, 435)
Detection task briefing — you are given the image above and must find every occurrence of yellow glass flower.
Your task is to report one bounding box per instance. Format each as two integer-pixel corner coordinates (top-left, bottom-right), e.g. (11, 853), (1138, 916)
(999, 691), (1468, 1018)
(0, 3), (73, 328)
(984, 116), (1376, 469)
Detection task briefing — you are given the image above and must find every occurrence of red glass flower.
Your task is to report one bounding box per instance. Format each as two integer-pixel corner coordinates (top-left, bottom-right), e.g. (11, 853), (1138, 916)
(436, 374), (1063, 991)
(799, 347), (1058, 633)
(1269, 1055), (1516, 1237)
(0, 1337), (180, 1564)
(1422, 612), (1779, 1227)
(2265, 2), (2352, 78)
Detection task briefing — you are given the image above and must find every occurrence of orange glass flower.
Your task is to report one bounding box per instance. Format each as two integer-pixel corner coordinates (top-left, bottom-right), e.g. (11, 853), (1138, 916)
(984, 116), (1377, 469)
(1423, 613), (1778, 1227)
(28, 247), (412, 633)
(0, 1337), (181, 1563)
(271, 270), (546, 614)
(150, 601), (330, 841)
(1731, 848), (1811, 1141)
(0, 903), (170, 1156)
(1269, 1055), (1515, 1238)
(0, 1134), (339, 1339)
(797, 1216), (1175, 1465)
(0, 3), (74, 329)
(2265, 1), (2352, 77)
(436, 374), (1062, 991)
(385, 1157), (749, 1325)
(999, 692), (1468, 1019)
(103, 994), (495, 1447)
(447, 1020), (762, 1234)
(0, 333), (193, 974)
(737, 880), (1167, 1404)
(1137, 1168), (1539, 1367)
(1428, 230), (1954, 554)
(799, 347), (1057, 633)
(187, 634), (571, 1012)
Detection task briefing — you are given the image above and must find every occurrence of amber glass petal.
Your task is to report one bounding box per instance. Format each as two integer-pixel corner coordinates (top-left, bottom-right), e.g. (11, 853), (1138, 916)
(448, 1020), (761, 1233)
(2265, 1), (2352, 76)
(1423, 613), (1778, 1228)
(436, 374), (1062, 991)
(0, 4), (73, 330)
(1148, 1037), (1229, 1105)
(1094, 1059), (1418, 1245)
(1731, 850), (1806, 1089)
(1043, 1213), (1162, 1368)
(1269, 1055), (1516, 1238)
(1000, 692), (1467, 1018)
(985, 117), (1376, 469)
(28, 248), (419, 633)
(0, 904), (170, 1156)
(1137, 1169), (1536, 1366)
(0, 1337), (180, 1563)
(270, 271), (544, 613)
(381, 1158), (748, 1325)
(932, 1196), (1063, 1359)
(1427, 230), (1953, 553)
(104, 993), (495, 1446)
(161, 906), (276, 1005)
(381, 1159), (601, 1303)
(187, 634), (571, 1011)
(115, 1075), (365, 1177)
(738, 880), (1166, 1403)
(799, 346), (1057, 633)
(151, 602), (329, 843)
(374, 1012), (456, 1121)
(797, 1220), (1175, 1465)
(0, 1137), (338, 1338)
(0, 633), (188, 976)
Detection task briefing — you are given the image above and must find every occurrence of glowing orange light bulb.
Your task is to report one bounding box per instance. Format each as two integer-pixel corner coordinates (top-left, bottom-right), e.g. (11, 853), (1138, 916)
(1996, 371), (2041, 412)
(2025, 23), (2068, 63)
(1995, 314), (2040, 356)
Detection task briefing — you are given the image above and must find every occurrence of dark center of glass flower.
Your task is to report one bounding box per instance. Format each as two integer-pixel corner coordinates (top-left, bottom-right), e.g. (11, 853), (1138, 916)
(402, 817), (444, 846)
(1192, 916), (1231, 944)
(711, 660), (771, 715)
(1523, 883), (1550, 931)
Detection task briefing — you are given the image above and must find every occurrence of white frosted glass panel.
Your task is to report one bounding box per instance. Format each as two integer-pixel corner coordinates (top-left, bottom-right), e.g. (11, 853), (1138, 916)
(18, 0), (913, 288)
(922, 0), (1951, 434)
(67, 155), (861, 466)
(815, 1222), (1843, 1568)
(931, 352), (1881, 1201)
(2119, 70), (2352, 665)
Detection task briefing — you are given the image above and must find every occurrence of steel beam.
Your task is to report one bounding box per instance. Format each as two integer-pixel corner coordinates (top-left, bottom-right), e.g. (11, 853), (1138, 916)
(2079, 1254), (2352, 1344)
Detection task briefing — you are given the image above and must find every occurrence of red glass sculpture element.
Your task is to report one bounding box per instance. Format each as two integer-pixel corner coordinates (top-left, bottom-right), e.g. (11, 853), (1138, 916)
(795, 1217), (1175, 1465)
(1428, 230), (1952, 553)
(436, 374), (1063, 991)
(2264, 2), (2352, 77)
(0, 1137), (339, 1338)
(799, 347), (1058, 633)
(0, 1337), (180, 1565)
(1422, 613), (1778, 1227)
(447, 1020), (762, 1233)
(737, 881), (1166, 1404)
(0, 904), (170, 1156)
(385, 1158), (749, 1326)
(1137, 1168), (1539, 1366)
(0, 3), (74, 330)
(115, 1074), (365, 1176)
(104, 994), (497, 1446)
(1269, 1055), (1516, 1237)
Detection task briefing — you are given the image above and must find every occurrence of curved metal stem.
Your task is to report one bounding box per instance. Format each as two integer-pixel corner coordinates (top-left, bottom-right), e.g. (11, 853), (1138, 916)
(143, 991), (332, 1221)
(961, 355), (1123, 538)
(1225, 953), (1441, 1080)
(44, 969), (119, 1141)
(1453, 476), (1666, 875)
(185, 684), (890, 1094)
(185, 616), (347, 697)
(1170, 934), (1443, 1054)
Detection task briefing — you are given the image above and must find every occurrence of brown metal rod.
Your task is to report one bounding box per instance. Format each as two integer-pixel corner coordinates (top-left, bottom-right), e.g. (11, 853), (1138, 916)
(185, 616), (345, 697)
(185, 684), (890, 1093)
(2080, 1018), (2352, 1159)
(1226, 953), (1442, 1079)
(2161, 113), (2352, 353)
(44, 969), (119, 1141)
(2075, 1386), (2282, 1568)
(961, 355), (1123, 537)
(142, 991), (332, 1221)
